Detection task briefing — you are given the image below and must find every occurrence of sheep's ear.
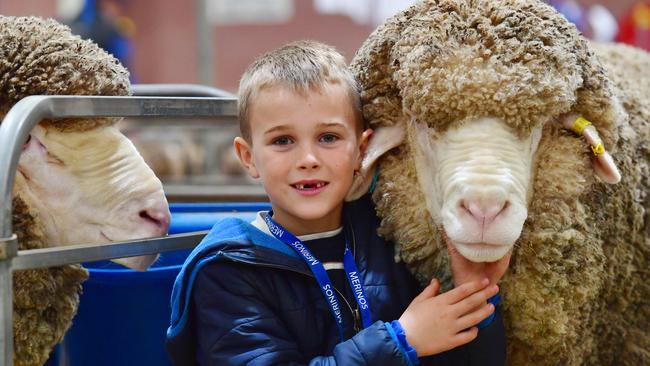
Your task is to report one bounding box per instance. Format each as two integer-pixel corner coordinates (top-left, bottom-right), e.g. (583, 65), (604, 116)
(573, 41), (625, 156)
(592, 152), (621, 184)
(560, 114), (621, 184)
(346, 124), (405, 201)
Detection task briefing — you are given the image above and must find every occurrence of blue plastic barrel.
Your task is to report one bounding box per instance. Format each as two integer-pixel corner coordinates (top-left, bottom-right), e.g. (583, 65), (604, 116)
(55, 202), (270, 366)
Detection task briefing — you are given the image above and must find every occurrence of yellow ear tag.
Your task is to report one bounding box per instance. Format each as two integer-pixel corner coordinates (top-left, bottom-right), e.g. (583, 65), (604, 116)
(572, 116), (592, 135)
(591, 142), (605, 156)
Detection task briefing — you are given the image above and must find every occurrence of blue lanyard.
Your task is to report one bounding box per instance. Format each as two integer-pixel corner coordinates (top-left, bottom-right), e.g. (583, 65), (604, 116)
(263, 212), (372, 341)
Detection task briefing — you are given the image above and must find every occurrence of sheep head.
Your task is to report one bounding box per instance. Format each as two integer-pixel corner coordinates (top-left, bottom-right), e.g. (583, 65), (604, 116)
(1, 16), (171, 366)
(349, 0), (625, 265)
(1, 16), (170, 269)
(15, 124), (169, 265)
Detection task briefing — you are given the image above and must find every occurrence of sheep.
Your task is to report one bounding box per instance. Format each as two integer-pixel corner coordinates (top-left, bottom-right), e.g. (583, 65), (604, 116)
(347, 1), (649, 365)
(1, 16), (171, 366)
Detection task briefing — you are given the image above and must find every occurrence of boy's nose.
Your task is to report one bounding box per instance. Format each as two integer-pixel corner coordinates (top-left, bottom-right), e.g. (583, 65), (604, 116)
(298, 149), (321, 170)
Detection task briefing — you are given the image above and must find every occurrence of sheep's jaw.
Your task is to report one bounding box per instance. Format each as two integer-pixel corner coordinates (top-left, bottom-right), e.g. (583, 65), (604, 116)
(446, 236), (513, 263)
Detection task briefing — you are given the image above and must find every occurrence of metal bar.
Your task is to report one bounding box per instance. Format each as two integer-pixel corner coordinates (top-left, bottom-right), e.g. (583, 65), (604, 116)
(131, 84), (233, 97)
(195, 0), (215, 86)
(0, 234), (17, 366)
(12, 232), (207, 271)
(0, 259), (13, 366)
(0, 235), (17, 260)
(164, 184), (267, 202)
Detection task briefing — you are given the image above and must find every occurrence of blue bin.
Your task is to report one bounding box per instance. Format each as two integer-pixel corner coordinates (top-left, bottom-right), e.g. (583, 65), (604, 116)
(54, 202), (270, 366)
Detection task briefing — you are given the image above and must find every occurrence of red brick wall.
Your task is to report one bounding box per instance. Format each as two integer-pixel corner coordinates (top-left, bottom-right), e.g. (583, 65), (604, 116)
(211, 1), (373, 91)
(0, 0), (56, 17)
(1, 0), (642, 92)
(128, 0), (199, 84)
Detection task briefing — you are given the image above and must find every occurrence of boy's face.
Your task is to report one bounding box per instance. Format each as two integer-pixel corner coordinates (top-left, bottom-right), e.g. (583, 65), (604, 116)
(234, 83), (371, 235)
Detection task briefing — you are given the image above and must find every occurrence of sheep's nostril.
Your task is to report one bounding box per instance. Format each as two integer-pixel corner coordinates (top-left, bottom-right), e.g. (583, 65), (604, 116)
(460, 200), (471, 214)
(139, 208), (170, 234)
(463, 200), (508, 227)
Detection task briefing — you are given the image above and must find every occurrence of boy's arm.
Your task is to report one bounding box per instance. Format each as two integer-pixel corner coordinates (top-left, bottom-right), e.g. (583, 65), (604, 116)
(189, 261), (414, 366)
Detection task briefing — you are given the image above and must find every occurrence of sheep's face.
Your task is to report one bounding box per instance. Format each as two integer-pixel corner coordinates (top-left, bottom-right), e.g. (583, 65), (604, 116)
(350, 0), (625, 264)
(409, 117), (542, 262)
(15, 123), (170, 270)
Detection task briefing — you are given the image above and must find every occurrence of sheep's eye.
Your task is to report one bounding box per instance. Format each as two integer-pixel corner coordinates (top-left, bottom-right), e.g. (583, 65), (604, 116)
(47, 152), (65, 166)
(319, 133), (339, 143)
(272, 136), (293, 146)
(23, 135), (32, 149)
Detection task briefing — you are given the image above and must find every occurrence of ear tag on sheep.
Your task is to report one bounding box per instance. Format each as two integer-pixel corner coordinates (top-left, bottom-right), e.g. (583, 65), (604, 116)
(562, 115), (621, 184)
(346, 123), (405, 201)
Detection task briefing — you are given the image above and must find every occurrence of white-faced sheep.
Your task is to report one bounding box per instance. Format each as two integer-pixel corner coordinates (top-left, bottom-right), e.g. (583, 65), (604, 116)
(347, 1), (649, 365)
(1, 16), (171, 366)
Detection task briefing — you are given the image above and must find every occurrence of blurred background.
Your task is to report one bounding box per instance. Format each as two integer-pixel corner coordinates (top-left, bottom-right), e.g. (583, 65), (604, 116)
(2, 0), (648, 199)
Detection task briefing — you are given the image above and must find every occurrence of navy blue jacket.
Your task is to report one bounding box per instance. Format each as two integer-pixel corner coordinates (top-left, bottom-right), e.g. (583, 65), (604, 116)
(166, 195), (506, 365)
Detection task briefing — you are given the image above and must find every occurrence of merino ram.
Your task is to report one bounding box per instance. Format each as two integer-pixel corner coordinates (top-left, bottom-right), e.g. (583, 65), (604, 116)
(347, 1), (649, 365)
(1, 17), (170, 366)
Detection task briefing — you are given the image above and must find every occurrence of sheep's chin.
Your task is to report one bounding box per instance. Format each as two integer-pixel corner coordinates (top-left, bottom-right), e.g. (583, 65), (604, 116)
(452, 241), (511, 263)
(112, 254), (160, 271)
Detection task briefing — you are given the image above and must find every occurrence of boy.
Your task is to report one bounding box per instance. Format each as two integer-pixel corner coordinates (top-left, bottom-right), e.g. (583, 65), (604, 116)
(166, 40), (509, 365)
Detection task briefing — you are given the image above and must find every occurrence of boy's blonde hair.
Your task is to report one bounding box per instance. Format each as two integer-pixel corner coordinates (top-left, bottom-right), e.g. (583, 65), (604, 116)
(238, 40), (364, 142)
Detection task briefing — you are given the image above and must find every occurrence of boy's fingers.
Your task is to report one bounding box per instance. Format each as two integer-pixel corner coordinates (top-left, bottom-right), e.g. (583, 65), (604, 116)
(443, 278), (489, 304)
(452, 284), (499, 316)
(451, 326), (479, 347)
(456, 303), (495, 331)
(431, 278), (440, 296)
(414, 278), (439, 303)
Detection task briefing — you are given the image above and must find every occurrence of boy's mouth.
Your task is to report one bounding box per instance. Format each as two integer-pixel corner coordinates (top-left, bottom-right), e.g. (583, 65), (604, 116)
(291, 180), (329, 190)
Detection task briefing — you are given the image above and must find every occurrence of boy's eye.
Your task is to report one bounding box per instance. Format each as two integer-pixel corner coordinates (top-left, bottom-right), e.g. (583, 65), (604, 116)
(319, 134), (339, 143)
(272, 136), (293, 146)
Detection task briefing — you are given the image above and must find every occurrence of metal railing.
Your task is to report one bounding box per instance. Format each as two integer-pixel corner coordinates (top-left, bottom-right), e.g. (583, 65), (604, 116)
(131, 83), (234, 98)
(0, 94), (241, 366)
(129, 84), (268, 202)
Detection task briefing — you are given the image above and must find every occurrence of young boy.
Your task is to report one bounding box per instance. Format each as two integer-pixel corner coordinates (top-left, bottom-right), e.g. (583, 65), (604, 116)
(166, 40), (509, 365)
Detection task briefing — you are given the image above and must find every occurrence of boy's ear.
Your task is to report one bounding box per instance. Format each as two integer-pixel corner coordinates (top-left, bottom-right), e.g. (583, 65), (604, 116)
(356, 129), (374, 170)
(233, 137), (260, 179)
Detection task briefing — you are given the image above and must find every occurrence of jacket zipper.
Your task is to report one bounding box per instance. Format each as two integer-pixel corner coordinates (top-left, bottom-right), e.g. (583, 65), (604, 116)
(348, 221), (362, 333)
(221, 253), (361, 333)
(348, 219), (362, 332)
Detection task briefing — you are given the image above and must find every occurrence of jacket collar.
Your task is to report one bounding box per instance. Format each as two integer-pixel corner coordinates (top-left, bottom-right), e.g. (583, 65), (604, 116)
(168, 217), (312, 339)
(195, 216), (311, 273)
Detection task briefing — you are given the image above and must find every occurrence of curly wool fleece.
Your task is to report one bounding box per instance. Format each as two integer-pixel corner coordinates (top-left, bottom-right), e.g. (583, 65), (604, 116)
(1, 16), (130, 366)
(351, 0), (648, 365)
(0, 16), (129, 131)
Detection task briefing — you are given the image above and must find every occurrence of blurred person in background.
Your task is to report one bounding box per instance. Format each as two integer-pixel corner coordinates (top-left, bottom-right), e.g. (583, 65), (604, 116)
(548, 0), (620, 41)
(68, 0), (137, 81)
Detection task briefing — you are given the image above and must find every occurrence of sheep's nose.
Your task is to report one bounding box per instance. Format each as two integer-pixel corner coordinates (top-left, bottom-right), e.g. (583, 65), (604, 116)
(138, 194), (170, 236)
(139, 207), (170, 233)
(461, 199), (508, 227)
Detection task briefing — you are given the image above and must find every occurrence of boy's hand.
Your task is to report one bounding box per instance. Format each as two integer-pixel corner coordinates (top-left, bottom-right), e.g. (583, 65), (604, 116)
(447, 242), (512, 287)
(398, 278), (499, 357)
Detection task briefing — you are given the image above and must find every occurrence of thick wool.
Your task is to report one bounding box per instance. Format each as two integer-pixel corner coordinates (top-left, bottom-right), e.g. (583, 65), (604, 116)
(0, 16), (129, 130)
(351, 1), (648, 365)
(0, 16), (130, 366)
